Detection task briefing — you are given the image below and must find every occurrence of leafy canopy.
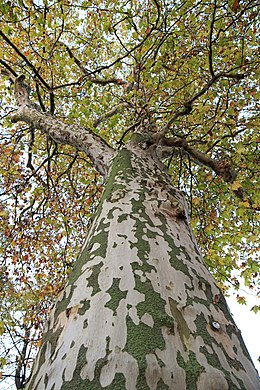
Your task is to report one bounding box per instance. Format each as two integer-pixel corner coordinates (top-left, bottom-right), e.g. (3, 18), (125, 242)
(0, 0), (259, 385)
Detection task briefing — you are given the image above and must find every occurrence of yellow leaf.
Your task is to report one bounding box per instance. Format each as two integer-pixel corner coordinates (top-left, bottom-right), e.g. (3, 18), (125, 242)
(0, 321), (5, 335)
(230, 181), (242, 190)
(37, 339), (42, 348)
(237, 145), (246, 154)
(241, 201), (250, 208)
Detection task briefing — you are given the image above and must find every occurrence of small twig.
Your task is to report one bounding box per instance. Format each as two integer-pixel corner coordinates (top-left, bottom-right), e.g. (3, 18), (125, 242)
(35, 83), (46, 112)
(161, 103), (192, 134)
(61, 42), (127, 87)
(93, 102), (129, 127)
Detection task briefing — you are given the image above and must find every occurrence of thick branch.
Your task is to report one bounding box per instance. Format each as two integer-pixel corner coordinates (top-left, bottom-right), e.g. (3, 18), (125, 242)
(11, 75), (115, 177)
(157, 136), (237, 182)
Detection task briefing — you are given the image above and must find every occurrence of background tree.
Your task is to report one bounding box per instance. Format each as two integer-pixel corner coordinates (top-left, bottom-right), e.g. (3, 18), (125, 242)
(0, 0), (259, 389)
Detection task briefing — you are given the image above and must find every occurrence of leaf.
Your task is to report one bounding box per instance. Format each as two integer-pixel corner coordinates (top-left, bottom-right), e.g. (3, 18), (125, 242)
(231, 0), (240, 12)
(0, 357), (6, 368)
(230, 181), (242, 190)
(236, 295), (247, 305)
(240, 200), (250, 208)
(37, 339), (42, 348)
(236, 145), (246, 154)
(251, 305), (260, 314)
(0, 322), (5, 335)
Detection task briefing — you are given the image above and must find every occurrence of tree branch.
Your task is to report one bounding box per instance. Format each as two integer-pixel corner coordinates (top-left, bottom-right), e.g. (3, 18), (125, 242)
(9, 74), (115, 177)
(156, 136), (237, 182)
(61, 42), (127, 87)
(0, 59), (18, 79)
(0, 33), (55, 113)
(208, 0), (217, 77)
(93, 102), (129, 127)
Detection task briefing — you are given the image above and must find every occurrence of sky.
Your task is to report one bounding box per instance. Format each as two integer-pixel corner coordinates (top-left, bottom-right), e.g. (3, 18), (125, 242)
(227, 290), (260, 373)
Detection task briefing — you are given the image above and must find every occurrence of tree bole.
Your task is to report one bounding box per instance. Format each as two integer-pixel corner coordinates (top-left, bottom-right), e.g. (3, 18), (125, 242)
(25, 144), (259, 390)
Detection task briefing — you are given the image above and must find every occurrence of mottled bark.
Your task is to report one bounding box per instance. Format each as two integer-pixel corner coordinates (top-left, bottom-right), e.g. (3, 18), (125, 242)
(10, 75), (115, 177)
(25, 142), (259, 390)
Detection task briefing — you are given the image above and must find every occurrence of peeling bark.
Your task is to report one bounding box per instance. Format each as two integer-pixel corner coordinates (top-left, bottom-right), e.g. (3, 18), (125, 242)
(10, 75), (115, 177)
(24, 143), (259, 390)
(13, 103), (114, 177)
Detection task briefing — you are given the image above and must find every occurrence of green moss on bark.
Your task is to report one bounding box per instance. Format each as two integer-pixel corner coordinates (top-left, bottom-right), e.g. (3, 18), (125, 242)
(177, 350), (205, 390)
(105, 278), (127, 312)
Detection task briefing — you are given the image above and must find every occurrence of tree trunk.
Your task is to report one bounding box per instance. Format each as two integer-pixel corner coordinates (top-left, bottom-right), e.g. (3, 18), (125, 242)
(25, 142), (259, 390)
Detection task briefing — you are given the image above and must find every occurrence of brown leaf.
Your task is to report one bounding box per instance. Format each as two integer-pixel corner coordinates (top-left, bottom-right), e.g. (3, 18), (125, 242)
(231, 0), (240, 12)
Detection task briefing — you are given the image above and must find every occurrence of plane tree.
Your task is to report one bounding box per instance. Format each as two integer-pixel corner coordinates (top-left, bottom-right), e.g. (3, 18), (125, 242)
(0, 0), (259, 389)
